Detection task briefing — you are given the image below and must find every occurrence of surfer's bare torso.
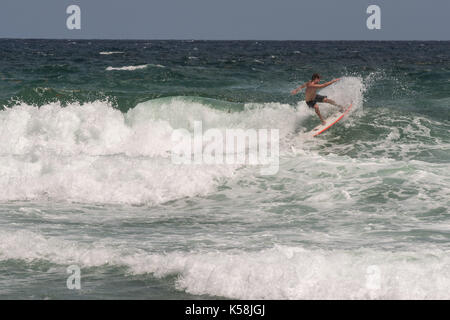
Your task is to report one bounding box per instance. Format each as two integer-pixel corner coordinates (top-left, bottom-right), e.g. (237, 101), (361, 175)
(291, 75), (343, 124)
(305, 82), (319, 102)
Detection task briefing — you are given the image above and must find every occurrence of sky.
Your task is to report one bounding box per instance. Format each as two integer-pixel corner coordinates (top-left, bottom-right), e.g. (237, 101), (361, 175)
(0, 0), (449, 40)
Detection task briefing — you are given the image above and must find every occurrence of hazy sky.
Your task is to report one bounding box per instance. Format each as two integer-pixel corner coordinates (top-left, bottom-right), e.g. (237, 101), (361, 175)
(0, 0), (449, 40)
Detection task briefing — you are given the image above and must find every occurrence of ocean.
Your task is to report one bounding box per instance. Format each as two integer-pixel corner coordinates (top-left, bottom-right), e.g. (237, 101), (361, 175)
(0, 40), (449, 299)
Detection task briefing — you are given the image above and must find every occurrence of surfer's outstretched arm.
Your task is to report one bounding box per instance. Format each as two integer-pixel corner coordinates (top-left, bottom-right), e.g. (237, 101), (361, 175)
(291, 82), (308, 95)
(309, 78), (340, 89)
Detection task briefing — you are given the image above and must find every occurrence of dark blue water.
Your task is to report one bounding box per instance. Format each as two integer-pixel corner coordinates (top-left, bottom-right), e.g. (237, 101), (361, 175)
(1, 40), (449, 115)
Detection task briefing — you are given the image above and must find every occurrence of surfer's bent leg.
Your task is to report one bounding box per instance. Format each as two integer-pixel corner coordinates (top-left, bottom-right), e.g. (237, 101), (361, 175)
(323, 98), (344, 112)
(314, 104), (326, 125)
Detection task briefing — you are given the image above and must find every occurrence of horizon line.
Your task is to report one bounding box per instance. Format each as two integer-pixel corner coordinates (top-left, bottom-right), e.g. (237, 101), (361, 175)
(0, 37), (449, 42)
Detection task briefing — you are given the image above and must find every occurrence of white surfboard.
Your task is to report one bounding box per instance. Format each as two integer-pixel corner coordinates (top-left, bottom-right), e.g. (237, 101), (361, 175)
(310, 103), (353, 137)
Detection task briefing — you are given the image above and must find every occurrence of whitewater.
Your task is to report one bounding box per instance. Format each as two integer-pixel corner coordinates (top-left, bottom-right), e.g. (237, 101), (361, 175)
(0, 40), (449, 299)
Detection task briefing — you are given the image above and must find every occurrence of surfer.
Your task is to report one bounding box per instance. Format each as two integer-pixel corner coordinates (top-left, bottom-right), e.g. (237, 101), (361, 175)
(291, 73), (344, 125)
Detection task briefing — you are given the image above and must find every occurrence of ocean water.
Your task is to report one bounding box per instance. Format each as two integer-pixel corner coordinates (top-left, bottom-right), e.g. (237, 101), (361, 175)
(0, 40), (449, 299)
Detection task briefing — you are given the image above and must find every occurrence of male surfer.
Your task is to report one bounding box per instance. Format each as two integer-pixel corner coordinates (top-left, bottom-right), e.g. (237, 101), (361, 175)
(291, 74), (344, 125)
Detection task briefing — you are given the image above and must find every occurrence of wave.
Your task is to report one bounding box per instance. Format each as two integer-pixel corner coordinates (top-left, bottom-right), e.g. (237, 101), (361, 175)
(99, 51), (124, 55)
(0, 97), (305, 204)
(5, 76), (432, 205)
(106, 64), (148, 71)
(1, 230), (449, 299)
(105, 64), (165, 71)
(148, 63), (166, 68)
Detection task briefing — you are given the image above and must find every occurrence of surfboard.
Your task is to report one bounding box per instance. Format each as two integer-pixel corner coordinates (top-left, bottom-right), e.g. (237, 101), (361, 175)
(310, 103), (353, 137)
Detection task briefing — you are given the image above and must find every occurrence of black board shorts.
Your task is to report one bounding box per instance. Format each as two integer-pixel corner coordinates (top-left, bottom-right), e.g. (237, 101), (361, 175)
(306, 94), (327, 108)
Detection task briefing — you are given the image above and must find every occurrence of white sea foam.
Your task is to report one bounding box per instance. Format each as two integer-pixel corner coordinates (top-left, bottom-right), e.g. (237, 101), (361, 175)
(316, 76), (365, 116)
(2, 76), (441, 207)
(0, 74), (448, 300)
(106, 64), (148, 71)
(99, 51), (124, 55)
(0, 98), (305, 204)
(1, 230), (449, 299)
(148, 63), (165, 68)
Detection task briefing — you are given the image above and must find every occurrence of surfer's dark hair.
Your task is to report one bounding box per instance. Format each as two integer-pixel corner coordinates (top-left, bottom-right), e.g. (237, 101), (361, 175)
(311, 73), (320, 80)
